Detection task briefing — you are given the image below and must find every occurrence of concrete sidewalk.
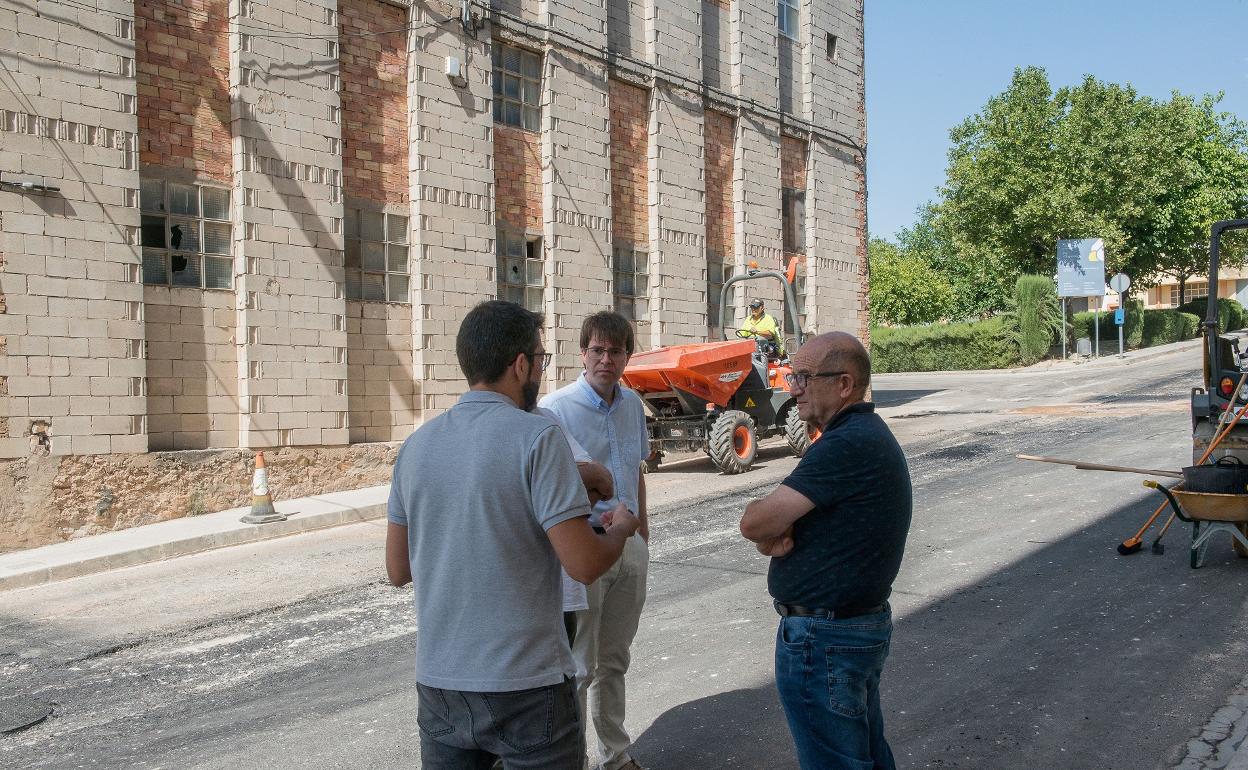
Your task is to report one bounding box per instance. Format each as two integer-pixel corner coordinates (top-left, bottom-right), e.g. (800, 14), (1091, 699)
(0, 485), (389, 592)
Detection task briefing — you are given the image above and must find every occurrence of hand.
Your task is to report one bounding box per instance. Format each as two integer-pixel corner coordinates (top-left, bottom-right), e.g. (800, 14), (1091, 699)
(603, 502), (640, 538)
(578, 462), (614, 504)
(756, 527), (794, 557)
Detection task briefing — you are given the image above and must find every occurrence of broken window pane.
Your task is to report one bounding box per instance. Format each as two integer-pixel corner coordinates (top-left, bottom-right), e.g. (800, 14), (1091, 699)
(141, 215), (166, 248)
(171, 253), (201, 287)
(169, 219), (199, 252)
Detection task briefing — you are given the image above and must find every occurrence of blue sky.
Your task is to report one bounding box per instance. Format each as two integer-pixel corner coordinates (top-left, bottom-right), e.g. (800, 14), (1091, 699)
(864, 0), (1248, 240)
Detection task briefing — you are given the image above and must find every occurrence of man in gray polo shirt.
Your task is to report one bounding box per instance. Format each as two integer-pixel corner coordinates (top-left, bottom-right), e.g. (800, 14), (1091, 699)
(386, 300), (639, 769)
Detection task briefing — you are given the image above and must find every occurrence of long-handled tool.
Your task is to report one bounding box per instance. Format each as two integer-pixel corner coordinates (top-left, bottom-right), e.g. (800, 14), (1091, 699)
(1016, 455), (1182, 478)
(1119, 374), (1248, 555)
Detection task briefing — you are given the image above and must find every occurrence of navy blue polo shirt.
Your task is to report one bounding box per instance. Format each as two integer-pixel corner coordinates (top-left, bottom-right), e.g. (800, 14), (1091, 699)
(768, 402), (912, 610)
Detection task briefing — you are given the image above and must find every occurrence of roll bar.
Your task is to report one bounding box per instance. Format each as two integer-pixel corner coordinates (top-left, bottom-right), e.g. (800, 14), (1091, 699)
(718, 268), (805, 349)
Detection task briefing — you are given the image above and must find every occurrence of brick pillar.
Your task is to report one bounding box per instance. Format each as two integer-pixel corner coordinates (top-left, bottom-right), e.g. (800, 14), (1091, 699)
(410, 5), (496, 414)
(804, 0), (867, 342)
(340, 0), (417, 442)
(541, 0), (612, 383)
(0, 0), (144, 458)
(231, 0), (348, 448)
(646, 85), (707, 347)
(729, 0), (783, 322)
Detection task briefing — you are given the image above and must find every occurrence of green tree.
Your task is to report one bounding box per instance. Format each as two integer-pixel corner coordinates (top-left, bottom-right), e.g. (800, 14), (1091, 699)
(899, 203), (1003, 320)
(867, 237), (954, 326)
(933, 67), (1248, 311)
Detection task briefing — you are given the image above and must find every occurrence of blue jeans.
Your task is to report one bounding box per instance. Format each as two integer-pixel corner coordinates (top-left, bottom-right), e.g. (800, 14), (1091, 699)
(774, 606), (896, 770)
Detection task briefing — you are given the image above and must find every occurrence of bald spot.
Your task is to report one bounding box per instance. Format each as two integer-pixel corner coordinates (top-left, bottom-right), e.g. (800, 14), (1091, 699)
(791, 332), (871, 394)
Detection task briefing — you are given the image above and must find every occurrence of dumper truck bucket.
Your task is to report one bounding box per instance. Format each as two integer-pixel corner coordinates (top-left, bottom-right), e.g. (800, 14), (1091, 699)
(621, 340), (757, 410)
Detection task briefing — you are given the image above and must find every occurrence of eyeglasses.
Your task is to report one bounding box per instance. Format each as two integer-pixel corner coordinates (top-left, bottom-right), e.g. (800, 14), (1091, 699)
(784, 371), (847, 389)
(584, 346), (629, 360)
(526, 352), (553, 372)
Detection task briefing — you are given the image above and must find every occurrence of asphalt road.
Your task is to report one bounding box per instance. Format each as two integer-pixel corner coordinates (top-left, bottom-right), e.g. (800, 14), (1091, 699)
(4, 345), (1248, 769)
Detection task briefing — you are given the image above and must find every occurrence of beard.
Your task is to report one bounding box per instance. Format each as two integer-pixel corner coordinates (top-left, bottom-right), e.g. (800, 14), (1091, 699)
(522, 380), (540, 412)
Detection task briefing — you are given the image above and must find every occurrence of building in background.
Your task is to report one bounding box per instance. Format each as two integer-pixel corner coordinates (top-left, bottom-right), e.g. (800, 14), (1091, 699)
(0, 0), (867, 547)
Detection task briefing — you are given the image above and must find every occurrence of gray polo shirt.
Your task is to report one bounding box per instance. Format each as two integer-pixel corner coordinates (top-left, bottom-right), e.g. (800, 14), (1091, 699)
(388, 390), (590, 692)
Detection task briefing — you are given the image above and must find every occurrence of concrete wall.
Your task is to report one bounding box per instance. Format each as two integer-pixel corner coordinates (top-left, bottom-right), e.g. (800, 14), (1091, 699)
(0, 0), (868, 548)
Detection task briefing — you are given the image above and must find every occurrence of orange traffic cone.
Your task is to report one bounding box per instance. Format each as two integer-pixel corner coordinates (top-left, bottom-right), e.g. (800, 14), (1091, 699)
(241, 452), (286, 524)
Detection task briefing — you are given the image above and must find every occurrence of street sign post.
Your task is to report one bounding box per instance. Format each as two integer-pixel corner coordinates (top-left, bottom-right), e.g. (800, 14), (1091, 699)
(1057, 239), (1107, 359)
(1109, 272), (1131, 357)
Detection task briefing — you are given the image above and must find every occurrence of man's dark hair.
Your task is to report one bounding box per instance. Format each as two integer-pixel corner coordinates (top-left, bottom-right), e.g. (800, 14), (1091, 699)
(580, 310), (635, 354)
(457, 300), (544, 385)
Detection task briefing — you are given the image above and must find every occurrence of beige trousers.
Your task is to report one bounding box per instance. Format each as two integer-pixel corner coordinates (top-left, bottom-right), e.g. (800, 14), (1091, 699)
(573, 533), (649, 770)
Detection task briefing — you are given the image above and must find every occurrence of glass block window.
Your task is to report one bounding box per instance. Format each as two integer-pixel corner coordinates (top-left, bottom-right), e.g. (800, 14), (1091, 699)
(497, 230), (544, 312)
(1171, 282), (1208, 307)
(783, 187), (806, 253)
(707, 254), (735, 336)
(613, 244), (649, 321)
(492, 43), (541, 131)
(778, 0), (799, 38)
(140, 179), (233, 289)
(345, 209), (409, 302)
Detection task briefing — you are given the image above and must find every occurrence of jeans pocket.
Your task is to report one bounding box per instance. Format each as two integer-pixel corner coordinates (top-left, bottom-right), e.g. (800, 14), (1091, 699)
(778, 617), (810, 648)
(416, 685), (456, 738)
(482, 685), (555, 753)
(825, 640), (888, 719)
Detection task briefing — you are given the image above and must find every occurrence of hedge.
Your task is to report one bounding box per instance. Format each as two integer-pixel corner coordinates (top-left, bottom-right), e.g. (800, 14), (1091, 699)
(1178, 297), (1247, 332)
(1072, 307), (1200, 350)
(871, 316), (1015, 373)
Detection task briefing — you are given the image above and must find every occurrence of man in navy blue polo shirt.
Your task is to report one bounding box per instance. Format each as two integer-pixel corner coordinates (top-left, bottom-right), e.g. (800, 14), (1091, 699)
(739, 331), (912, 770)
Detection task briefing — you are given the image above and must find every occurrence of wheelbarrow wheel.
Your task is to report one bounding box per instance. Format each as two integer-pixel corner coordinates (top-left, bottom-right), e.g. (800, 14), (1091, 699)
(1191, 521), (1210, 569)
(709, 410), (757, 474)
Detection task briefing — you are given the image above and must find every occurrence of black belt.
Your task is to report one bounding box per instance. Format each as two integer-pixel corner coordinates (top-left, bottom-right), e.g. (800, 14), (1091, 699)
(774, 600), (885, 620)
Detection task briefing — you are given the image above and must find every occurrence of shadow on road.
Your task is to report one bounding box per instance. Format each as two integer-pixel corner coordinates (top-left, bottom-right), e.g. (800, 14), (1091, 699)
(636, 484), (1248, 769)
(873, 388), (945, 408)
(632, 684), (795, 769)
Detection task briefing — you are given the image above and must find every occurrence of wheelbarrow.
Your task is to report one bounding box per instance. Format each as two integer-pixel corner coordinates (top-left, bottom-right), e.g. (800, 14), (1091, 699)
(1143, 480), (1248, 568)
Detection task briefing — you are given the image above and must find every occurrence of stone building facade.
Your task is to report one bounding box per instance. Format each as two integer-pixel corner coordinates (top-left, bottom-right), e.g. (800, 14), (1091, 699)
(0, 0), (867, 548)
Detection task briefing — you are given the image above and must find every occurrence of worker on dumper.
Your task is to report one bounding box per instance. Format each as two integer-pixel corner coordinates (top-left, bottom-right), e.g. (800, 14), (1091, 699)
(739, 298), (786, 358)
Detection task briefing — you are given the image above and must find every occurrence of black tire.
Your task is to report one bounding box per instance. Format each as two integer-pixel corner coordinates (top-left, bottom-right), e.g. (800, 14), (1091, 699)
(784, 407), (818, 458)
(709, 410), (757, 474)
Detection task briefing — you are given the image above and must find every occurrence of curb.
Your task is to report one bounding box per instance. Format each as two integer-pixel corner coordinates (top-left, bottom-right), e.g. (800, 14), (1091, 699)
(0, 485), (389, 593)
